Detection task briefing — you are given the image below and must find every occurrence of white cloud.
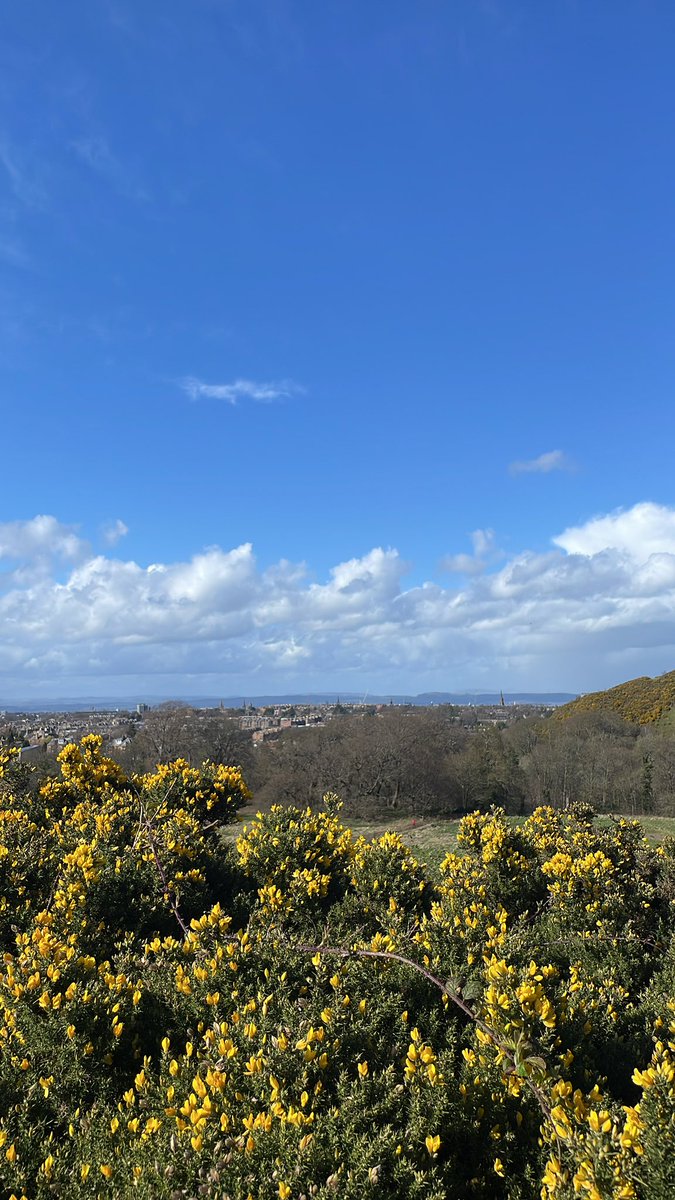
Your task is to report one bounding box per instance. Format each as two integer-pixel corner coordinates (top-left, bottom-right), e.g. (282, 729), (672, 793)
(441, 552), (486, 576)
(3, 502), (675, 696)
(471, 528), (496, 556)
(101, 519), (129, 546)
(441, 528), (500, 575)
(509, 449), (572, 475)
(553, 502), (675, 560)
(0, 516), (86, 563)
(180, 377), (300, 405)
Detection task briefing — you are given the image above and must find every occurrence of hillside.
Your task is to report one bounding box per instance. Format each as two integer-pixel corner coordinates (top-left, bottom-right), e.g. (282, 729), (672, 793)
(555, 669), (675, 726)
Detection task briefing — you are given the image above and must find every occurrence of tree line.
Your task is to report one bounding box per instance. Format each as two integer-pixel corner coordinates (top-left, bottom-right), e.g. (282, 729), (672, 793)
(98, 703), (675, 818)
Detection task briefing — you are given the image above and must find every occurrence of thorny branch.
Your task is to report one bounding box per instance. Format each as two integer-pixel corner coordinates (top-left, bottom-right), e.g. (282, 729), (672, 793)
(298, 941), (554, 1123)
(130, 775), (191, 940)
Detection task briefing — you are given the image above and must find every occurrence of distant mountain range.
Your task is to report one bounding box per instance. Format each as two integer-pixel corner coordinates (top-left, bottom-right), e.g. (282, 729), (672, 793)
(0, 691), (577, 714)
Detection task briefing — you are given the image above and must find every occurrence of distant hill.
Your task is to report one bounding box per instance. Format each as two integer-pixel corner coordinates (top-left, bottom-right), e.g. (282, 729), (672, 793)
(214, 692), (576, 708)
(555, 670), (675, 726)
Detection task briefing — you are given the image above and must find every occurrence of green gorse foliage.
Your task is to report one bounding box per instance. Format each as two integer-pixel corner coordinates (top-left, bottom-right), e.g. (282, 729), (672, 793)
(0, 740), (674, 1197)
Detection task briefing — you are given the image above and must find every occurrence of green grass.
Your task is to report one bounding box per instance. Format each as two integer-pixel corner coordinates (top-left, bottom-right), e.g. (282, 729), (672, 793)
(344, 813), (675, 873)
(655, 706), (675, 734)
(344, 815), (460, 873)
(225, 807), (675, 877)
(628, 815), (675, 842)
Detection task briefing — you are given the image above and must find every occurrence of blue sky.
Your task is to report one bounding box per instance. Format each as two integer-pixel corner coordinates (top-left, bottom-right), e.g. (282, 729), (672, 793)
(2, 1), (675, 699)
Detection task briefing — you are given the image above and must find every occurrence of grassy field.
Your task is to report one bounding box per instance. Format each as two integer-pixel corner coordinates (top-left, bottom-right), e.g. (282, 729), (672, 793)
(343, 814), (461, 872)
(225, 808), (675, 877)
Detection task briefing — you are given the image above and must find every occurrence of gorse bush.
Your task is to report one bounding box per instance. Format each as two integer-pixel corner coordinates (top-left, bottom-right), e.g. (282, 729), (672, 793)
(0, 740), (674, 1197)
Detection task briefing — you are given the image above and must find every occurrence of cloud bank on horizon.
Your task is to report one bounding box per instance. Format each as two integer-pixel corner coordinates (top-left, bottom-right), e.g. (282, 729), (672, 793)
(0, 502), (674, 698)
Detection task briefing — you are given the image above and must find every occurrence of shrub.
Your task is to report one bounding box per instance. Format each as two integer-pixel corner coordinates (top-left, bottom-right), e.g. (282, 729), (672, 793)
(0, 743), (673, 1196)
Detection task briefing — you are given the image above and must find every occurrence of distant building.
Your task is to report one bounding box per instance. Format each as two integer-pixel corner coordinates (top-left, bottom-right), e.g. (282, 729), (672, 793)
(18, 744), (45, 762)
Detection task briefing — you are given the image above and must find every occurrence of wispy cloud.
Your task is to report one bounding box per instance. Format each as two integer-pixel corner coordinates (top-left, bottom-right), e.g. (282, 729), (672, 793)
(0, 139), (46, 208)
(509, 449), (573, 476)
(70, 135), (149, 202)
(180, 376), (301, 405)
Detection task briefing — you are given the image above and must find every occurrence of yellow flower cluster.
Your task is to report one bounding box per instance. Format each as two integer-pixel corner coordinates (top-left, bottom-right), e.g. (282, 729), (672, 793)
(0, 745), (673, 1199)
